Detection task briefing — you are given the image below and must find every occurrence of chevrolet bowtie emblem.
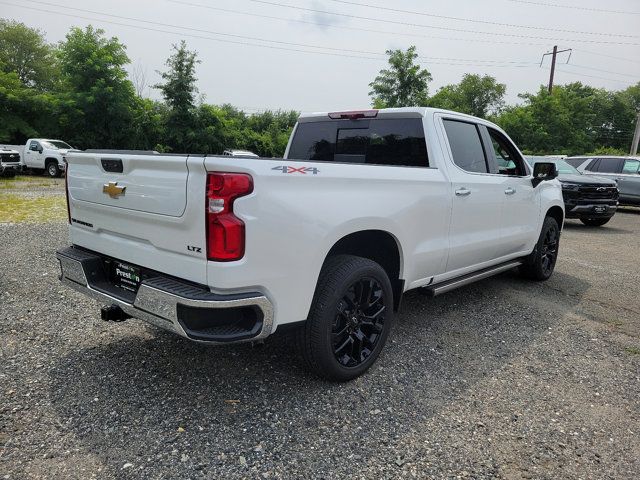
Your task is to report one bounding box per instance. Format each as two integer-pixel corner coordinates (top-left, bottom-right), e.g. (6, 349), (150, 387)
(103, 181), (126, 198)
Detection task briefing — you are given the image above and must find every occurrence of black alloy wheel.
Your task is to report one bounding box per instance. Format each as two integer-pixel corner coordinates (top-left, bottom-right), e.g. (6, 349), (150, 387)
(298, 255), (394, 381)
(332, 277), (386, 368)
(540, 225), (559, 277)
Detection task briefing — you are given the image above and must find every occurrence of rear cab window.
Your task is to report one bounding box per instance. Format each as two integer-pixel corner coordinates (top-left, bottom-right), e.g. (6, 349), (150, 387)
(287, 118), (429, 167)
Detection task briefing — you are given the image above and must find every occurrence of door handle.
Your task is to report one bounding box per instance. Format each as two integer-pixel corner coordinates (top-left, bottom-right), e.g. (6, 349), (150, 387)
(504, 187), (516, 195)
(455, 188), (471, 197)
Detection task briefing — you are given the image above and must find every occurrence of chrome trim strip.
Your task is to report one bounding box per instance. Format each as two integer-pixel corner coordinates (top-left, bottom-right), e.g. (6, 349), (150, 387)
(56, 251), (274, 344)
(428, 261), (522, 297)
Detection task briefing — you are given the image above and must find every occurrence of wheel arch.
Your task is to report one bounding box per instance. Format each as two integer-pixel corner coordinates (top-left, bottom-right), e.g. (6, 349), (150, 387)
(545, 205), (564, 230)
(323, 229), (404, 311)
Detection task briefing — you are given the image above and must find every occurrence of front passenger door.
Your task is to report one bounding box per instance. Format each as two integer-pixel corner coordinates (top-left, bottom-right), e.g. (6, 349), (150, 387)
(481, 126), (538, 256)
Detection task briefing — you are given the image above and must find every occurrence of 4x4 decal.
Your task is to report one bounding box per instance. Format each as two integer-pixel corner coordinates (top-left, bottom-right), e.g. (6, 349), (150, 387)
(272, 166), (319, 175)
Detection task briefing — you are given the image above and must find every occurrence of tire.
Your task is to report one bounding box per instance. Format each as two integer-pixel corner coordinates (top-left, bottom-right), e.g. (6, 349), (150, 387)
(580, 217), (611, 227)
(46, 161), (60, 178)
(297, 255), (394, 381)
(520, 216), (560, 281)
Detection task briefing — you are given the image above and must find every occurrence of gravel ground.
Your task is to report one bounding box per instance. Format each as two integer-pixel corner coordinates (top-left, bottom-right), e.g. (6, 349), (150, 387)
(1, 207), (639, 479)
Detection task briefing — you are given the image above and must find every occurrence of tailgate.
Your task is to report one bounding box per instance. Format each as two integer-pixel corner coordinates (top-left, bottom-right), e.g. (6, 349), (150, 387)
(66, 152), (209, 284)
(69, 152), (188, 216)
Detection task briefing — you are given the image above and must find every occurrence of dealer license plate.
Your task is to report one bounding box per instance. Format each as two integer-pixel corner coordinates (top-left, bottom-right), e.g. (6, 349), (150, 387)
(112, 261), (142, 293)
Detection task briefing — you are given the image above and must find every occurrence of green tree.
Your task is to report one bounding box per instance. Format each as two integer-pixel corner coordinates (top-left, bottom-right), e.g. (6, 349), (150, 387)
(0, 19), (57, 90)
(369, 46), (432, 108)
(0, 70), (58, 142)
(494, 82), (635, 155)
(57, 26), (137, 148)
(429, 74), (506, 118)
(154, 41), (200, 152)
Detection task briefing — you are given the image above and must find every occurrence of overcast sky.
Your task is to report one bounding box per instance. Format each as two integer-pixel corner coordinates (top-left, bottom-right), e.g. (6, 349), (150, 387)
(3, 0), (639, 112)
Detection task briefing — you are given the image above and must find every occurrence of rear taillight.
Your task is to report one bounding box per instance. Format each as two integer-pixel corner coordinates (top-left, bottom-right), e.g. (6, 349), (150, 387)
(206, 172), (253, 261)
(65, 167), (71, 224)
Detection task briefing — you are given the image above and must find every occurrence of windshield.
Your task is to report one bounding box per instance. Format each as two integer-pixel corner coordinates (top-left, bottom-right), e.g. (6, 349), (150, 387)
(527, 157), (580, 175)
(42, 140), (72, 149)
(552, 159), (580, 175)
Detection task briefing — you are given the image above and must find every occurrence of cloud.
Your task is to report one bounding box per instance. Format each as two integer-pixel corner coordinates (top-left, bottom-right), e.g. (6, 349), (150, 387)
(301, 1), (349, 30)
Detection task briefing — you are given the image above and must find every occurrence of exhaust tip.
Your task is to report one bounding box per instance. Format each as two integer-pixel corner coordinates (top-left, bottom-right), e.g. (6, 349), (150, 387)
(100, 305), (131, 322)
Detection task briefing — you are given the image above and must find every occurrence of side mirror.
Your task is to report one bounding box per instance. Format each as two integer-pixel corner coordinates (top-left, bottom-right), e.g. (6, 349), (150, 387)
(38, 148), (43, 154)
(532, 162), (558, 187)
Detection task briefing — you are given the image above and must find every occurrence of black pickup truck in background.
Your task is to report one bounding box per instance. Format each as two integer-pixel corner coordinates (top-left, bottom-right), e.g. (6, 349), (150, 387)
(526, 157), (619, 227)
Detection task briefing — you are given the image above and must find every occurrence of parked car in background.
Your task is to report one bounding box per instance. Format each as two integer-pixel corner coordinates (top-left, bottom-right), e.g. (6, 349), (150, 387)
(57, 107), (564, 381)
(526, 157), (618, 226)
(565, 156), (640, 206)
(0, 148), (22, 177)
(222, 149), (259, 158)
(21, 139), (73, 177)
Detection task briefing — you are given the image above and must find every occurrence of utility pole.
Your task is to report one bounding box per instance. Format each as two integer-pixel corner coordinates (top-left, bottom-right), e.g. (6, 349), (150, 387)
(540, 46), (572, 93)
(631, 111), (640, 155)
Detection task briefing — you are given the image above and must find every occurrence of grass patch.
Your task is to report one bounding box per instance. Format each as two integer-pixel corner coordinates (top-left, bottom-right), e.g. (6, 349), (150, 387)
(0, 193), (66, 223)
(0, 175), (61, 189)
(624, 346), (640, 356)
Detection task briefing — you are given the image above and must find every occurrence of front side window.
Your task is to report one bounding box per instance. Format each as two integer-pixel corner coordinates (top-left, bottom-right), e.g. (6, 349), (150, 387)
(622, 159), (640, 174)
(29, 141), (40, 151)
(43, 141), (71, 149)
(288, 118), (428, 167)
(486, 128), (526, 176)
(443, 120), (488, 174)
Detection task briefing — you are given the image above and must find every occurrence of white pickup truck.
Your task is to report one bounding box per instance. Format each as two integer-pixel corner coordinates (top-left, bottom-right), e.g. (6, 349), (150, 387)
(57, 107), (564, 381)
(21, 138), (73, 177)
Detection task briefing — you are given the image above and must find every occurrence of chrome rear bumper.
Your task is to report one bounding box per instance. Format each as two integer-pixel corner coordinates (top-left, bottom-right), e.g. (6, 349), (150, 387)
(56, 246), (274, 343)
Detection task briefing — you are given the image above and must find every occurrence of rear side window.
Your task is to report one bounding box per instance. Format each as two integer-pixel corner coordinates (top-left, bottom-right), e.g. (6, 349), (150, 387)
(591, 158), (624, 174)
(443, 120), (488, 174)
(623, 159), (640, 174)
(287, 118), (428, 167)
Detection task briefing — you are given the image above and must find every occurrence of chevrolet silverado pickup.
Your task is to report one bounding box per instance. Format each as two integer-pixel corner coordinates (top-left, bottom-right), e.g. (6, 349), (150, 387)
(21, 138), (73, 177)
(57, 108), (564, 381)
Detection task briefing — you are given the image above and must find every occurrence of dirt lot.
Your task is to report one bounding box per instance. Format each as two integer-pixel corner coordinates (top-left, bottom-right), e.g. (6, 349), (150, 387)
(1, 177), (639, 479)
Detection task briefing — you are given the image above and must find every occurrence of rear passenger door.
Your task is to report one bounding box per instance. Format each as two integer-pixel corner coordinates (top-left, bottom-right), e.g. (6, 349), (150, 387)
(440, 118), (503, 273)
(618, 158), (640, 203)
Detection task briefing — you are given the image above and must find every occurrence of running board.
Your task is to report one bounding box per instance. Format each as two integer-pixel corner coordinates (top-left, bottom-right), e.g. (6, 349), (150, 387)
(424, 261), (523, 297)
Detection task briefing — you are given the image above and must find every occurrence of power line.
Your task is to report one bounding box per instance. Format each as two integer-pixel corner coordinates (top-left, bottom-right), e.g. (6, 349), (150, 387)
(6, 0), (637, 87)
(325, 0), (639, 38)
(242, 0), (640, 45)
(168, 0), (551, 48)
(563, 63), (639, 79)
(0, 1), (539, 67)
(170, 1), (640, 74)
(504, 0), (640, 15)
(554, 67), (635, 86)
(12, 0), (543, 67)
(571, 48), (640, 66)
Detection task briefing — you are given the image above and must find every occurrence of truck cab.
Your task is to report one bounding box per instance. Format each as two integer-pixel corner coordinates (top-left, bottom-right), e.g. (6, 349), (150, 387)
(23, 138), (73, 177)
